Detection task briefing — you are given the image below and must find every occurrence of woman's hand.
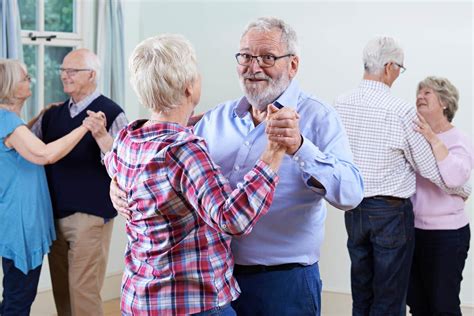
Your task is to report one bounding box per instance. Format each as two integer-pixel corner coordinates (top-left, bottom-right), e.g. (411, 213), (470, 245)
(414, 111), (449, 161)
(414, 112), (437, 143)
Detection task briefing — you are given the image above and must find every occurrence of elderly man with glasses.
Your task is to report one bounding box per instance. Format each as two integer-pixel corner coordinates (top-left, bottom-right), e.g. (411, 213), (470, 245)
(111, 17), (363, 316)
(31, 48), (128, 316)
(334, 36), (470, 315)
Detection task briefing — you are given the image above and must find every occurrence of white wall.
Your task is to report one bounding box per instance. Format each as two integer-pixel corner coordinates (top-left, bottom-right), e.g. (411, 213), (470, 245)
(122, 0), (473, 306)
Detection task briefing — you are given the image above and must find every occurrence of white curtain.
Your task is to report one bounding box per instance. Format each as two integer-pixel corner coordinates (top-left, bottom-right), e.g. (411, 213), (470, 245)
(0, 0), (23, 59)
(96, 0), (125, 106)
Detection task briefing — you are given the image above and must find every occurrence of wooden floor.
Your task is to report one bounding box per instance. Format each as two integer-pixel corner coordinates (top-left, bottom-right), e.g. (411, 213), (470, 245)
(104, 299), (120, 316)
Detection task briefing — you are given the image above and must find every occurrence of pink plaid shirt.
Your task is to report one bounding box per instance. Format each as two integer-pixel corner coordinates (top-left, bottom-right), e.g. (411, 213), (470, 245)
(104, 120), (279, 315)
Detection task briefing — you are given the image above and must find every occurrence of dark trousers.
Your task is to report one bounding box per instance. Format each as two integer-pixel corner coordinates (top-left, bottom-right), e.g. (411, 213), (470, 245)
(407, 224), (470, 316)
(232, 262), (322, 316)
(192, 303), (236, 316)
(0, 258), (42, 316)
(345, 197), (415, 316)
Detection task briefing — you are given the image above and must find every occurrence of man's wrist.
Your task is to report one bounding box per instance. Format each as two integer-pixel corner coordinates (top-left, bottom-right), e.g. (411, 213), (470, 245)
(289, 134), (303, 155)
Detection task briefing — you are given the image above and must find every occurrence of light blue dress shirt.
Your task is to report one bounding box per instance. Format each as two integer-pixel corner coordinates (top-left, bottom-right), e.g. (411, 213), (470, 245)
(194, 80), (364, 265)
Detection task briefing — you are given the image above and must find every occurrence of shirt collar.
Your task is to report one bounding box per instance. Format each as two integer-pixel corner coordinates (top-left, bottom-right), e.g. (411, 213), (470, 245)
(359, 79), (391, 93)
(233, 79), (300, 118)
(127, 120), (193, 143)
(68, 90), (101, 111)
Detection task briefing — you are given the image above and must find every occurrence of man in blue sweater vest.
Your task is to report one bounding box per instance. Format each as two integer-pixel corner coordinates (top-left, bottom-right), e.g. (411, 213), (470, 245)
(31, 49), (128, 316)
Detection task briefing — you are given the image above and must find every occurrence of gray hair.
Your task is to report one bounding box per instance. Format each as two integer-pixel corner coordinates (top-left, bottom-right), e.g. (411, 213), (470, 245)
(0, 59), (27, 104)
(242, 17), (299, 56)
(363, 36), (404, 75)
(418, 76), (459, 122)
(129, 34), (199, 112)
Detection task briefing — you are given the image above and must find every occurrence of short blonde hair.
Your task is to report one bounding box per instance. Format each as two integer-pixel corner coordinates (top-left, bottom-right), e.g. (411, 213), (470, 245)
(129, 34), (199, 112)
(0, 59), (27, 104)
(417, 76), (459, 122)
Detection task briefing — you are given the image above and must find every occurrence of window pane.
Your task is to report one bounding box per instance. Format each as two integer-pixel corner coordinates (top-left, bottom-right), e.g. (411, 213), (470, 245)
(45, 46), (73, 105)
(22, 45), (38, 120)
(19, 0), (37, 31)
(45, 0), (74, 32)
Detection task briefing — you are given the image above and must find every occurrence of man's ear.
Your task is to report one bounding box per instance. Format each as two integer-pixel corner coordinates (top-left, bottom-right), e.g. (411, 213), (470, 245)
(289, 55), (299, 79)
(384, 62), (391, 76)
(90, 70), (97, 82)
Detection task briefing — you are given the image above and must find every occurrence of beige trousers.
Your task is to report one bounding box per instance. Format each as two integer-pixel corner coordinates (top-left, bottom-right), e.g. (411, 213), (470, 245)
(48, 212), (114, 316)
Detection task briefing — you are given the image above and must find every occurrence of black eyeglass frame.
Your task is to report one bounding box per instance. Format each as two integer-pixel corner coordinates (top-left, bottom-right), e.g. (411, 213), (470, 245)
(235, 53), (295, 68)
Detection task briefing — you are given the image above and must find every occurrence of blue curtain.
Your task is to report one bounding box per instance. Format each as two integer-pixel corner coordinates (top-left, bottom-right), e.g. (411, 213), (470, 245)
(97, 0), (125, 107)
(0, 0), (23, 59)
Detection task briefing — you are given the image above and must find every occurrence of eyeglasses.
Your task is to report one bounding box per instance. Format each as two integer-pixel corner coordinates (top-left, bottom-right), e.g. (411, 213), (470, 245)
(59, 68), (93, 76)
(385, 62), (406, 74)
(235, 53), (294, 68)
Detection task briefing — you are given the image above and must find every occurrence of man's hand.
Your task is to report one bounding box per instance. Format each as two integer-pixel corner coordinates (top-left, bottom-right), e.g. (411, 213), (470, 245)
(83, 110), (107, 138)
(265, 104), (302, 155)
(110, 177), (132, 220)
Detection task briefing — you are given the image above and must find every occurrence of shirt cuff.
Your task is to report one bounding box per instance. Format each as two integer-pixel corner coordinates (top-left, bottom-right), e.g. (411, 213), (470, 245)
(253, 159), (279, 186)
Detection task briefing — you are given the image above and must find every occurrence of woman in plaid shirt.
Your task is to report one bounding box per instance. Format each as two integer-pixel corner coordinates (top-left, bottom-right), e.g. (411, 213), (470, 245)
(104, 34), (288, 315)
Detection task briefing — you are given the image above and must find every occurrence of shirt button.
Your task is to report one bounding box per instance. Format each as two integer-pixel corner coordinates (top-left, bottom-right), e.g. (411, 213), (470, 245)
(300, 161), (305, 167)
(244, 141), (250, 147)
(222, 224), (227, 229)
(234, 165), (240, 171)
(294, 156), (299, 161)
(237, 182), (243, 189)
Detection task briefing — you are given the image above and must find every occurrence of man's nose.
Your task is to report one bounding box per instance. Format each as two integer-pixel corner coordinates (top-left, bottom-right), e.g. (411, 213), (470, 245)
(249, 57), (263, 72)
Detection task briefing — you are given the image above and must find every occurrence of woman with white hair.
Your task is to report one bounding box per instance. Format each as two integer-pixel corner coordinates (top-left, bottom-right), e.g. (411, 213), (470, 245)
(104, 34), (287, 315)
(0, 59), (88, 315)
(408, 76), (472, 315)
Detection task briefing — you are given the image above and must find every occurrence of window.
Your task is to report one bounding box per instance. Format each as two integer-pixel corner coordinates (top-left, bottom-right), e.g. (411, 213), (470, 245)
(19, 0), (82, 120)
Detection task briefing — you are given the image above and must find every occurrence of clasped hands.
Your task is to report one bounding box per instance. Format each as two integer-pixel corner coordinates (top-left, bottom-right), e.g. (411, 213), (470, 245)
(82, 110), (107, 139)
(265, 104), (302, 155)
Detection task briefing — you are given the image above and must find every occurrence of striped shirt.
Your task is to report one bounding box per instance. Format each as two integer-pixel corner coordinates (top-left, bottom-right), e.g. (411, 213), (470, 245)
(104, 120), (279, 315)
(334, 80), (470, 199)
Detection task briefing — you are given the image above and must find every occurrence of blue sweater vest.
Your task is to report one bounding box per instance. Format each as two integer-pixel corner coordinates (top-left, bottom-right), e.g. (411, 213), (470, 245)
(42, 95), (123, 219)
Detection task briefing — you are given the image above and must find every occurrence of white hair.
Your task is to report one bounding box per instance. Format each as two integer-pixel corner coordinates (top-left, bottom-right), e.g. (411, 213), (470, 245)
(242, 17), (300, 56)
(85, 52), (101, 84)
(129, 34), (199, 112)
(363, 36), (404, 75)
(66, 49), (101, 84)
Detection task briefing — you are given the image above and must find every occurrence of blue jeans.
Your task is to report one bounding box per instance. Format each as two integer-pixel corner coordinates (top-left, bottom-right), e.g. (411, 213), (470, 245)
(232, 262), (322, 316)
(0, 258), (42, 316)
(407, 225), (470, 316)
(192, 303), (236, 316)
(345, 197), (415, 316)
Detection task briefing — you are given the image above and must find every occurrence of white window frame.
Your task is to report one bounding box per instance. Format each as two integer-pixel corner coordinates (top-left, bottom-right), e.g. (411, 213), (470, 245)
(20, 0), (84, 113)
